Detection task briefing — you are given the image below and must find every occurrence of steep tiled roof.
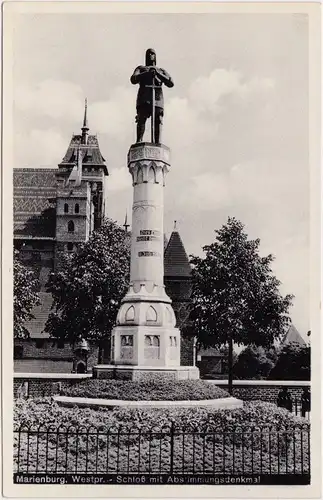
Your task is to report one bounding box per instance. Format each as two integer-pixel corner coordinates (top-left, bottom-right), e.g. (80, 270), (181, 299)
(24, 292), (53, 338)
(282, 325), (306, 346)
(14, 169), (57, 238)
(164, 231), (191, 278)
(60, 135), (108, 175)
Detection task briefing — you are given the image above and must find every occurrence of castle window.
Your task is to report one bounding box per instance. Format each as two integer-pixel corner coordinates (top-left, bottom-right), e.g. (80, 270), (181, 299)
(14, 345), (24, 359)
(68, 220), (75, 233)
(67, 242), (74, 252)
(75, 203), (80, 214)
(64, 203), (69, 213)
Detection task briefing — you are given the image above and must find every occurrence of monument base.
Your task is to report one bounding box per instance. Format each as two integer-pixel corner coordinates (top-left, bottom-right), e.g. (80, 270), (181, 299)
(92, 364), (200, 382)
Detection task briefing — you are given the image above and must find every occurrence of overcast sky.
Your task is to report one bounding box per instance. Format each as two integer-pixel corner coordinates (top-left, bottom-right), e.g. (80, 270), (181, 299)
(12, 12), (309, 337)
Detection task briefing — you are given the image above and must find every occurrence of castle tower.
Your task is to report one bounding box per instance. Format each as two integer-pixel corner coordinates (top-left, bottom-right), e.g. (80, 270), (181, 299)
(164, 226), (195, 366)
(55, 100), (108, 256)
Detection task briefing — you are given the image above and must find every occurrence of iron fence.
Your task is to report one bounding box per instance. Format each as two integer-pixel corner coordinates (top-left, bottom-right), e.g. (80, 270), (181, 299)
(14, 424), (310, 476)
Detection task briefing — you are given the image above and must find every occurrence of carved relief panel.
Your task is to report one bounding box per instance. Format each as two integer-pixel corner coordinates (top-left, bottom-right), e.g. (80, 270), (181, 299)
(120, 335), (134, 361)
(144, 335), (160, 360)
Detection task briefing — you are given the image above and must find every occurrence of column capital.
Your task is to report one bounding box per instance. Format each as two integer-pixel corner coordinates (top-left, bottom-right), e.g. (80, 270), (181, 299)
(128, 143), (171, 167)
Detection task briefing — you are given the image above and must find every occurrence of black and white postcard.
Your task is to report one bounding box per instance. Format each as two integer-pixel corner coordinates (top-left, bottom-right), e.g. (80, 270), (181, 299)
(2, 1), (321, 498)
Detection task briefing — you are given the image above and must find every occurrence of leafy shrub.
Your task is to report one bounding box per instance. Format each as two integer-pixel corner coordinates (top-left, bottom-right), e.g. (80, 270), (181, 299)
(233, 344), (277, 380)
(268, 342), (310, 380)
(14, 398), (308, 432)
(60, 379), (230, 401)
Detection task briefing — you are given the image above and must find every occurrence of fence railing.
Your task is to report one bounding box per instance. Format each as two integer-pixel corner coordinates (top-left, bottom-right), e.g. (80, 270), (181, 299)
(14, 424), (310, 476)
(242, 397), (310, 420)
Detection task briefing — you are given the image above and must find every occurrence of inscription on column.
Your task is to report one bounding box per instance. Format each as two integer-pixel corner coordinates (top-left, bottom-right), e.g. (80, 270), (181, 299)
(137, 229), (162, 244)
(137, 235), (159, 242)
(140, 230), (161, 236)
(138, 251), (160, 257)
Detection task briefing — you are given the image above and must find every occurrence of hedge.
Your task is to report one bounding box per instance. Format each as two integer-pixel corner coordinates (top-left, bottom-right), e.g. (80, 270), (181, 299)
(60, 379), (230, 401)
(14, 398), (308, 432)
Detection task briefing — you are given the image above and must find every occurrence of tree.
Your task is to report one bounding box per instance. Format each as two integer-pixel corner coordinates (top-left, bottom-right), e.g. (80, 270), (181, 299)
(189, 217), (294, 393)
(45, 219), (130, 357)
(268, 342), (310, 380)
(14, 250), (40, 338)
(233, 344), (278, 380)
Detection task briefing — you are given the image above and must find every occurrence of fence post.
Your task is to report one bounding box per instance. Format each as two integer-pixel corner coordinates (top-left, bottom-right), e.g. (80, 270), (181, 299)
(169, 423), (174, 474)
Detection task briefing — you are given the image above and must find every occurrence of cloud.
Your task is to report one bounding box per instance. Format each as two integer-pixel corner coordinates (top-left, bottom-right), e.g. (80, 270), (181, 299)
(15, 128), (67, 167)
(108, 166), (129, 192)
(14, 80), (84, 121)
(90, 87), (134, 139)
(188, 68), (275, 114)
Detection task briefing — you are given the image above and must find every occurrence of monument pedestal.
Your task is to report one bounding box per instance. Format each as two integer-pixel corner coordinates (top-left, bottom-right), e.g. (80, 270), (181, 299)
(92, 365), (199, 381)
(94, 142), (199, 381)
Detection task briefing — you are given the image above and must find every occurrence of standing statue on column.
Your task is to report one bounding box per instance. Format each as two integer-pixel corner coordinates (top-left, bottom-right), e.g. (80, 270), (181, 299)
(130, 48), (174, 144)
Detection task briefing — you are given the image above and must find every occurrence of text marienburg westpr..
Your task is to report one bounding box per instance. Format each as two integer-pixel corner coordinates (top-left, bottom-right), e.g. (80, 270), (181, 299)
(13, 473), (310, 485)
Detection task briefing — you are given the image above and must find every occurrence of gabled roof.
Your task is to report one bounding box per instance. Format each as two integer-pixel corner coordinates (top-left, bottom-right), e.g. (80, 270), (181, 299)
(24, 292), (53, 338)
(60, 134), (107, 170)
(59, 101), (108, 175)
(282, 324), (306, 346)
(164, 231), (191, 278)
(14, 169), (57, 238)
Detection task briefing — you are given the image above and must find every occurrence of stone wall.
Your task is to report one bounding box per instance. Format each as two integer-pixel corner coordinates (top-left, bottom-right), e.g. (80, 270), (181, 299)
(214, 380), (310, 402)
(14, 374), (92, 398)
(14, 339), (103, 374)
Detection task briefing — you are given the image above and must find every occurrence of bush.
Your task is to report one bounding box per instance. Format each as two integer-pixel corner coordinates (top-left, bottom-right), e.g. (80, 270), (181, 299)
(14, 398), (308, 433)
(233, 345), (278, 380)
(60, 379), (230, 401)
(268, 342), (310, 380)
(14, 399), (309, 475)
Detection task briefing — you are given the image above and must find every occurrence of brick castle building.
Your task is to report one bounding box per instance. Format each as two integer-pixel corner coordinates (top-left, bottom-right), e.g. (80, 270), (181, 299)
(14, 103), (194, 372)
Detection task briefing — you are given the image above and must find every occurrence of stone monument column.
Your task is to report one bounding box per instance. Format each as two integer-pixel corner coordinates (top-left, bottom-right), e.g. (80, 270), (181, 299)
(112, 142), (181, 369)
(93, 48), (199, 381)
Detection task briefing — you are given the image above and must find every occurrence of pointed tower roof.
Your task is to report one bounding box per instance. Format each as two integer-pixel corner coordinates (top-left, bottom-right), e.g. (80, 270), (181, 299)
(164, 230), (191, 278)
(123, 211), (130, 233)
(81, 98), (89, 144)
(59, 101), (108, 175)
(82, 98), (89, 130)
(282, 324), (306, 346)
(163, 233), (168, 251)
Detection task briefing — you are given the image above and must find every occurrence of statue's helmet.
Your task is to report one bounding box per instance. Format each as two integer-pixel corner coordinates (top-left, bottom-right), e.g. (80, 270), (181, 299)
(145, 48), (156, 66)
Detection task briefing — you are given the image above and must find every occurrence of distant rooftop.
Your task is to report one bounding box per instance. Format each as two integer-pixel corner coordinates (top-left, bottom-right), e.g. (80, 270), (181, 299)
(282, 324), (306, 346)
(14, 169), (57, 238)
(164, 230), (191, 278)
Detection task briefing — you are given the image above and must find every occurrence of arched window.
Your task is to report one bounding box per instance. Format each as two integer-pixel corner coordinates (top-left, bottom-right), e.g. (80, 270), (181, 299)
(76, 362), (86, 373)
(67, 242), (73, 252)
(75, 203), (79, 214)
(68, 220), (75, 233)
(148, 166), (156, 183)
(64, 203), (69, 213)
(125, 306), (135, 322)
(146, 306), (157, 323)
(144, 335), (160, 360)
(137, 167), (143, 184)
